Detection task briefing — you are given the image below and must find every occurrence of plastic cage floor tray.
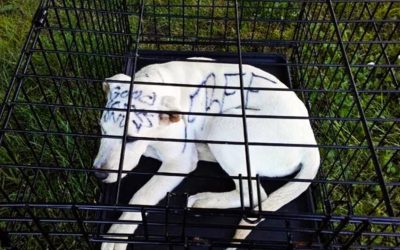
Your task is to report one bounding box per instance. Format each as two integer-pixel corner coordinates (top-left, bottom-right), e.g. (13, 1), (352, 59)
(96, 51), (316, 249)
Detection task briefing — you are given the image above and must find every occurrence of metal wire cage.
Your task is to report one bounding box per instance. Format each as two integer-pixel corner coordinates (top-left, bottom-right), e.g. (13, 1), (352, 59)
(0, 0), (399, 249)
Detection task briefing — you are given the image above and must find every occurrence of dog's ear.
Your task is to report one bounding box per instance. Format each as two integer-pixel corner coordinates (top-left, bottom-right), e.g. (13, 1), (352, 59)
(102, 81), (110, 93)
(103, 74), (131, 93)
(159, 96), (181, 124)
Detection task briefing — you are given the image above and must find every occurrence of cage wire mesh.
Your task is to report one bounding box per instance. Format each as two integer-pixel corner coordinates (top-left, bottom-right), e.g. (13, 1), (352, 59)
(0, 0), (399, 249)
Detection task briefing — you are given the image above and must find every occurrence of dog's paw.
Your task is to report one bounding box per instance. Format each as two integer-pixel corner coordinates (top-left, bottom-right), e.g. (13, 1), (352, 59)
(187, 192), (213, 208)
(101, 224), (135, 250)
(101, 241), (128, 250)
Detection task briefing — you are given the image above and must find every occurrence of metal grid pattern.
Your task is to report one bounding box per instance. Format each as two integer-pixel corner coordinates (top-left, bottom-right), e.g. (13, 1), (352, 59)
(0, 0), (399, 249)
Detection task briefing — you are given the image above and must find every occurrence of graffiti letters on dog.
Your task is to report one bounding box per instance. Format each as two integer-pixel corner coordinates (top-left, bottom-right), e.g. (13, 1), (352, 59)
(102, 71), (276, 134)
(188, 72), (276, 123)
(182, 71), (277, 152)
(102, 86), (157, 133)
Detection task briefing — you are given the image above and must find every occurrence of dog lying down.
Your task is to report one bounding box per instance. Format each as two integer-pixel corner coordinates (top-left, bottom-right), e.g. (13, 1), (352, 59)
(93, 58), (320, 250)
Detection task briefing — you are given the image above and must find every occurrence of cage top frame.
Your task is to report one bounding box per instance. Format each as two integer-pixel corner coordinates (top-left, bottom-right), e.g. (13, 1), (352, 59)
(0, 0), (399, 249)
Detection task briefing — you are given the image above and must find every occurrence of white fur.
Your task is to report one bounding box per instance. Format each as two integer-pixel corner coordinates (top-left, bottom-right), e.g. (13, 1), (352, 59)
(94, 59), (320, 250)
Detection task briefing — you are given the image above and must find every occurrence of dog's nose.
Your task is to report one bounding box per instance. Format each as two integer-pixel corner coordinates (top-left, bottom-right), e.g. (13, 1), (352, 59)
(94, 170), (109, 180)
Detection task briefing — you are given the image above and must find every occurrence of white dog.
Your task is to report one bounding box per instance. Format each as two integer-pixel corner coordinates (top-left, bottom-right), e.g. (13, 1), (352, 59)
(93, 59), (320, 250)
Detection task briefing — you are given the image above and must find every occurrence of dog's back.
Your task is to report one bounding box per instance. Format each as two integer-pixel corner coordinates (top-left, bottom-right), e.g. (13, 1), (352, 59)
(136, 61), (291, 115)
(142, 61), (285, 88)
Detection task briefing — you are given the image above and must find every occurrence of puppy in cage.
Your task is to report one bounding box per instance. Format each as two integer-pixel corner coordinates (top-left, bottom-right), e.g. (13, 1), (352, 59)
(93, 58), (320, 250)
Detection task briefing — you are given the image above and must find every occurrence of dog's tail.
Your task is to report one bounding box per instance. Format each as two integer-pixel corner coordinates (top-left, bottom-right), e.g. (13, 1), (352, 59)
(231, 147), (320, 245)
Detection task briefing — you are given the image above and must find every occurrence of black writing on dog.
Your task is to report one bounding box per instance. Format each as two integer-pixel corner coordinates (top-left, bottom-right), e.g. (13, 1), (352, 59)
(102, 87), (157, 132)
(187, 72), (276, 123)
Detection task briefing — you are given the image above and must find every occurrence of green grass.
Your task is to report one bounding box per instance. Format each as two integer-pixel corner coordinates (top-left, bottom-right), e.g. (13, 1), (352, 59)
(0, 1), (99, 249)
(0, 0), (40, 102)
(0, 0), (399, 249)
(1, 3), (40, 249)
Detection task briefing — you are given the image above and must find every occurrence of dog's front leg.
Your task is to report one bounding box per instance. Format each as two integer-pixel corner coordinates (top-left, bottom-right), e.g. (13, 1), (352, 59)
(101, 156), (196, 250)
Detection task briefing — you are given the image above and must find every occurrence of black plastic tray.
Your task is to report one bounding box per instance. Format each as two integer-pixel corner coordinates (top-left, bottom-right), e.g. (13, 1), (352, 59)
(96, 51), (315, 249)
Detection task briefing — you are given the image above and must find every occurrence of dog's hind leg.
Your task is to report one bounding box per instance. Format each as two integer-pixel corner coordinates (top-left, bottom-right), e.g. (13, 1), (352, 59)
(188, 179), (267, 209)
(229, 149), (320, 249)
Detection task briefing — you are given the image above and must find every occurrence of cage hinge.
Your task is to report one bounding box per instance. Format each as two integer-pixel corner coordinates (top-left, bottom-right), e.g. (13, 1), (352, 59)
(33, 7), (48, 27)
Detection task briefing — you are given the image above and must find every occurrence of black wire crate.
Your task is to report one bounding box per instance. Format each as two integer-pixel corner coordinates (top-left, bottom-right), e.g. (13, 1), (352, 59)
(0, 0), (399, 249)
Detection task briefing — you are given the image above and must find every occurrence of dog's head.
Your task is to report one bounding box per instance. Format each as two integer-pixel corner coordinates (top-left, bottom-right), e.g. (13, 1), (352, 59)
(93, 73), (181, 183)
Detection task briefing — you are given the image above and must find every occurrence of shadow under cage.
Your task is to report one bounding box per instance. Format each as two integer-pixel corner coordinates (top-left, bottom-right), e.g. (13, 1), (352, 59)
(0, 0), (399, 249)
